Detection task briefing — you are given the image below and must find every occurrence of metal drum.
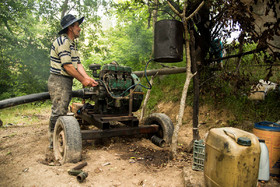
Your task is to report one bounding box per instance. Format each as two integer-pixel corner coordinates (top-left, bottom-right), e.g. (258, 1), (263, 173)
(154, 20), (184, 63)
(253, 121), (280, 177)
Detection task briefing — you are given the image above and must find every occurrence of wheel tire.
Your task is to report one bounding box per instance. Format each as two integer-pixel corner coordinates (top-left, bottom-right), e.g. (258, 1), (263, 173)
(53, 116), (82, 164)
(144, 113), (174, 144)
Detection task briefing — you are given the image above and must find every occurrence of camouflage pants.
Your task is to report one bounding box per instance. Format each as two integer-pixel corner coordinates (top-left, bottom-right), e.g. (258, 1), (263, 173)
(48, 74), (73, 133)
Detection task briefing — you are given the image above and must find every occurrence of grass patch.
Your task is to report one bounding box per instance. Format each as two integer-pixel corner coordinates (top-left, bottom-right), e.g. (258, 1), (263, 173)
(0, 101), (51, 127)
(141, 73), (187, 113)
(200, 59), (280, 124)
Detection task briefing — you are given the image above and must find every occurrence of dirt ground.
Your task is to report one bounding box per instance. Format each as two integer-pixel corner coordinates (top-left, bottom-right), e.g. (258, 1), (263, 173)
(0, 102), (279, 187)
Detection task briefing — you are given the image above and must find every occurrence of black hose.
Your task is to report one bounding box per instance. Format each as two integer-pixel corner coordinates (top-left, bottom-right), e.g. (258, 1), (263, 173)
(151, 135), (165, 147)
(0, 89), (84, 109)
(0, 92), (50, 109)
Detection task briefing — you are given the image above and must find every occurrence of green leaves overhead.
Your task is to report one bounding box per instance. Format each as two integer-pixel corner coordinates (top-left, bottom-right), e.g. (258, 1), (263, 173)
(83, 1), (154, 71)
(103, 5), (153, 69)
(0, 0), (107, 99)
(1, 0), (279, 100)
(0, 0), (47, 98)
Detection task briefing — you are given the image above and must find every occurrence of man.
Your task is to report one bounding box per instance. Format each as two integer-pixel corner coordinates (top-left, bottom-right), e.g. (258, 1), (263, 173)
(210, 38), (224, 63)
(48, 14), (98, 148)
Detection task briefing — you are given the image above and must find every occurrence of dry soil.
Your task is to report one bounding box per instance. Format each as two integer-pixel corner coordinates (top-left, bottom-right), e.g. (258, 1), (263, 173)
(0, 102), (279, 187)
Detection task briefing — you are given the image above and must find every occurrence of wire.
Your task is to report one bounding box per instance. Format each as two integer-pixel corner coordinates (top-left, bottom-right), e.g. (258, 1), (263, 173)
(119, 58), (153, 95)
(144, 59), (153, 89)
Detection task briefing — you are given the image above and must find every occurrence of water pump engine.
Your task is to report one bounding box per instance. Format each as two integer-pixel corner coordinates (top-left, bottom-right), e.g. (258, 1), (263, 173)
(78, 63), (144, 115)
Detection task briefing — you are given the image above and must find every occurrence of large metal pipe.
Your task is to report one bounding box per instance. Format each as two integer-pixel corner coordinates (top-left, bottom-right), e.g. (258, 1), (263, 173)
(133, 67), (186, 77)
(0, 67), (186, 109)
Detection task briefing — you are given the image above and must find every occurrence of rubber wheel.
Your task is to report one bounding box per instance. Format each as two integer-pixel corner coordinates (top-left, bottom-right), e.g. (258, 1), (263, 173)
(144, 113), (174, 144)
(53, 116), (82, 164)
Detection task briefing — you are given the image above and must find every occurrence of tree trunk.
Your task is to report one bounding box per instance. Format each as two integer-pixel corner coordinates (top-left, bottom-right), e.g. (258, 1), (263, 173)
(171, 20), (192, 157)
(139, 75), (156, 123)
(152, 0), (159, 29)
(190, 30), (200, 141)
(168, 0), (204, 158)
(171, 65), (193, 156)
(61, 0), (69, 19)
(150, 0), (158, 58)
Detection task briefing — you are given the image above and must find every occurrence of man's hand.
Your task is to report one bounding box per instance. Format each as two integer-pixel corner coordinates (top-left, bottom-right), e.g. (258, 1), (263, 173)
(77, 64), (98, 87)
(89, 77), (98, 86)
(81, 77), (98, 87)
(64, 64), (98, 87)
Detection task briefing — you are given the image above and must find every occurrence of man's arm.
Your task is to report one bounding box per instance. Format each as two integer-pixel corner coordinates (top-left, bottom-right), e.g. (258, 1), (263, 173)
(77, 64), (98, 86)
(63, 64), (97, 87)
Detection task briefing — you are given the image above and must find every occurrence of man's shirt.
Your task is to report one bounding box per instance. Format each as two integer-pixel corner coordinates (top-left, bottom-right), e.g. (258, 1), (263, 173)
(50, 34), (81, 77)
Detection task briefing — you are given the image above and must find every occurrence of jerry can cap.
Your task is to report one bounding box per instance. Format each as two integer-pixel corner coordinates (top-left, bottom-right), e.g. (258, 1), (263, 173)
(237, 137), (251, 146)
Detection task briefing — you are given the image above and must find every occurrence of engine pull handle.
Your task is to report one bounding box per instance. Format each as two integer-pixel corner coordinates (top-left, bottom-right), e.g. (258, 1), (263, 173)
(223, 130), (237, 142)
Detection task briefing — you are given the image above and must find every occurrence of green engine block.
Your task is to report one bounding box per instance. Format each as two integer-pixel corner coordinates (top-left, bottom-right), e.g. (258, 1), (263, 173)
(101, 64), (133, 92)
(85, 63), (143, 114)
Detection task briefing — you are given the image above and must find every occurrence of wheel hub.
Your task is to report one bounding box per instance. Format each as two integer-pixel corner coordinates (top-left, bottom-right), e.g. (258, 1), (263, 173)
(58, 131), (65, 156)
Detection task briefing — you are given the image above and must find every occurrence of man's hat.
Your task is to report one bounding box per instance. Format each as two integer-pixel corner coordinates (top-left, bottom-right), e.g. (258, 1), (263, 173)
(58, 14), (84, 35)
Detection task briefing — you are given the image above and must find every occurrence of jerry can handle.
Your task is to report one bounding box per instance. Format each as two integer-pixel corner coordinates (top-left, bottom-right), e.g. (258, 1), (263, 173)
(223, 130), (237, 142)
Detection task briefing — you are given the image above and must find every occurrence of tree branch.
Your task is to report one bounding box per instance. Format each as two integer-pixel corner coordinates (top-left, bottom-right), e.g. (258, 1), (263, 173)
(167, 1), (182, 18)
(208, 47), (266, 62)
(61, 0), (69, 19)
(157, 10), (177, 19)
(186, 1), (205, 21)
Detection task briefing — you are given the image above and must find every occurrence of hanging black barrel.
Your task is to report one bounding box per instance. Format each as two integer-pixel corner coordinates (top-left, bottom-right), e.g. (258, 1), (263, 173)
(154, 20), (184, 63)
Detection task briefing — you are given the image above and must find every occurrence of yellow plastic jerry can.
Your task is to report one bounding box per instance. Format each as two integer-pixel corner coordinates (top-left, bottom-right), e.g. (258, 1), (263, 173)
(204, 127), (261, 187)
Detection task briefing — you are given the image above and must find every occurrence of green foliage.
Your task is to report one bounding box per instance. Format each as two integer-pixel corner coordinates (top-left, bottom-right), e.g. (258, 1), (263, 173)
(199, 42), (280, 123)
(95, 2), (153, 70)
(251, 91), (280, 122)
(0, 0), (107, 99)
(145, 72), (187, 113)
(103, 22), (153, 69)
(0, 0), (51, 99)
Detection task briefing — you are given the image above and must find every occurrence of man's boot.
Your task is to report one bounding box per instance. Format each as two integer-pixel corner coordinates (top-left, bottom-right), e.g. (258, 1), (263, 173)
(49, 131), (53, 149)
(49, 119), (56, 149)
